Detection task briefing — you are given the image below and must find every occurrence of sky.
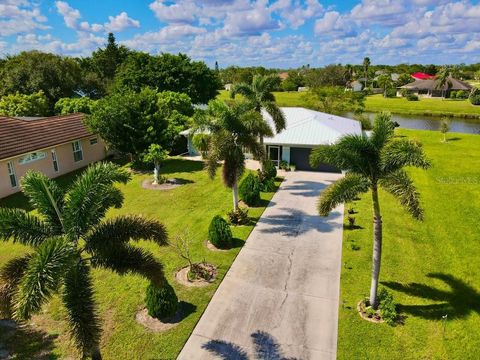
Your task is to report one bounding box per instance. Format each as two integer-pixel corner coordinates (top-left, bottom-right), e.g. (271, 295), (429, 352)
(1, 0), (480, 68)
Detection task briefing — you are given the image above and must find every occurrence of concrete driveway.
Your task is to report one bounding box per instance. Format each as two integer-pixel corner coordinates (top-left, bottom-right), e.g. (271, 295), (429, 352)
(178, 171), (344, 360)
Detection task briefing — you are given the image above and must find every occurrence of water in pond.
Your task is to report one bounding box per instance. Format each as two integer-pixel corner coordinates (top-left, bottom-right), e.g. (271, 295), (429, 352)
(346, 112), (480, 135)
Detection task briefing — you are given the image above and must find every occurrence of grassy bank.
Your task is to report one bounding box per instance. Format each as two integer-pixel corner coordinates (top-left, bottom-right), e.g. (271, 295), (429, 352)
(338, 129), (480, 359)
(218, 90), (480, 119)
(0, 158), (281, 359)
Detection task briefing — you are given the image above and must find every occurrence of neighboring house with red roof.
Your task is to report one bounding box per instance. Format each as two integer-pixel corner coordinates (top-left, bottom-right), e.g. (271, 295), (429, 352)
(411, 72), (435, 80)
(0, 113), (106, 198)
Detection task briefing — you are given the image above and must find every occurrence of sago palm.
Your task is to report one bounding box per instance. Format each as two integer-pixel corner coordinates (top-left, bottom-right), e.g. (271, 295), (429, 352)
(231, 74), (286, 167)
(310, 112), (431, 308)
(0, 163), (169, 359)
(204, 100), (272, 211)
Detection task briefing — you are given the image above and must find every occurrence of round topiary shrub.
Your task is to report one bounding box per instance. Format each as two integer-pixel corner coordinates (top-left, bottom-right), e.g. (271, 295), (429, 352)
(208, 215), (233, 249)
(145, 282), (178, 320)
(239, 173), (261, 206)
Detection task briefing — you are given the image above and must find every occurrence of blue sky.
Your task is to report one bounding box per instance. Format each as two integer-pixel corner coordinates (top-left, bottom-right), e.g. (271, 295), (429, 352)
(1, 0), (480, 68)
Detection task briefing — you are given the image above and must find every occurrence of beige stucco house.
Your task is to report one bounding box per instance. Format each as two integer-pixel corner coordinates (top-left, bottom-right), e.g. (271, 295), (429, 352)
(0, 113), (106, 199)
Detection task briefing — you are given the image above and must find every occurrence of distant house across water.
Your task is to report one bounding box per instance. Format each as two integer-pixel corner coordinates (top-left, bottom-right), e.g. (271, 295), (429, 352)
(398, 76), (472, 98)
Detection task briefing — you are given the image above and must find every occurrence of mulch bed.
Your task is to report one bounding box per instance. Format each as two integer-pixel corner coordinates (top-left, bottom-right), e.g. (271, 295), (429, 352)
(135, 307), (184, 332)
(175, 263), (217, 287)
(357, 300), (384, 323)
(205, 240), (229, 252)
(141, 179), (183, 191)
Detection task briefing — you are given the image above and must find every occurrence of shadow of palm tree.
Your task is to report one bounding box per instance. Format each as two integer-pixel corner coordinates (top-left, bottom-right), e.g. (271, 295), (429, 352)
(202, 331), (298, 360)
(258, 207), (343, 237)
(281, 181), (330, 198)
(382, 273), (480, 320)
(0, 320), (59, 359)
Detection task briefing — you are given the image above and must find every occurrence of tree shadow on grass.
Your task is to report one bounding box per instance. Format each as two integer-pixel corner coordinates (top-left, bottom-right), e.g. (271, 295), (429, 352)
(382, 273), (480, 320)
(0, 320), (59, 360)
(202, 330), (298, 360)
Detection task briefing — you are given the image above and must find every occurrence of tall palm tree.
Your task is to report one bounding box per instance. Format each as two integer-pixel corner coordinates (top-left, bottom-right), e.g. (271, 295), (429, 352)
(0, 163), (169, 359)
(310, 112), (431, 308)
(231, 74), (286, 168)
(436, 66), (453, 98)
(363, 57), (371, 89)
(377, 74), (393, 98)
(203, 100), (272, 211)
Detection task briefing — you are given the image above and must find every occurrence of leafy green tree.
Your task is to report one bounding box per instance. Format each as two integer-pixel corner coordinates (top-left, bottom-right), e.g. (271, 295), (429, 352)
(0, 163), (171, 359)
(192, 133), (211, 158)
(114, 52), (220, 104)
(54, 97), (96, 115)
(377, 74), (394, 98)
(395, 73), (413, 87)
(143, 144), (169, 185)
(203, 100), (272, 211)
(310, 113), (430, 308)
(231, 75), (286, 168)
(87, 89), (192, 158)
(0, 91), (49, 116)
(281, 71), (305, 91)
(305, 65), (349, 87)
(0, 51), (82, 110)
(305, 86), (365, 115)
(440, 119), (450, 142)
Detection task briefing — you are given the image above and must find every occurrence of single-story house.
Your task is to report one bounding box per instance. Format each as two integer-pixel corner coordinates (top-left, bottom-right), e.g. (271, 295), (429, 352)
(0, 114), (106, 199)
(224, 83), (233, 91)
(183, 107), (362, 172)
(398, 76), (472, 98)
(347, 80), (363, 92)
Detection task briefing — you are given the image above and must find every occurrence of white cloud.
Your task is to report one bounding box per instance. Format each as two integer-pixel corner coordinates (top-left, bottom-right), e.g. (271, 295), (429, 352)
(104, 12), (140, 32)
(0, 0), (48, 37)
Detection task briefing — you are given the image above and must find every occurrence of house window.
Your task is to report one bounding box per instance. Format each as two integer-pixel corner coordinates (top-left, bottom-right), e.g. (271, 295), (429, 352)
(89, 137), (98, 145)
(18, 151), (46, 165)
(72, 141), (83, 162)
(51, 150), (59, 172)
(7, 161), (17, 188)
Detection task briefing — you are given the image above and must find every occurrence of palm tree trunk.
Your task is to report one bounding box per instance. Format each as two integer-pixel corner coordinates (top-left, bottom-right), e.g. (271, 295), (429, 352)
(369, 185), (383, 309)
(259, 136), (265, 171)
(232, 179), (239, 211)
(153, 163), (160, 185)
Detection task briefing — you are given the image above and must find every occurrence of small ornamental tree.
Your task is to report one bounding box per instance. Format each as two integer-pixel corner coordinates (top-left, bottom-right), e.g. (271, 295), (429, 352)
(192, 133), (211, 159)
(208, 215), (233, 249)
(145, 282), (178, 319)
(239, 173), (261, 206)
(143, 144), (169, 185)
(440, 119), (450, 142)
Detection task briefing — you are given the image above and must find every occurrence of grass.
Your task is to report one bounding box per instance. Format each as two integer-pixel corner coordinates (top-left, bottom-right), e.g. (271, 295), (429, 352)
(338, 129), (480, 359)
(218, 90), (480, 119)
(0, 158), (281, 359)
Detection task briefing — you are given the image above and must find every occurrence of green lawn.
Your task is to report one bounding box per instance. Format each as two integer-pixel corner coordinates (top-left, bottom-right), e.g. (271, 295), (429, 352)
(218, 90), (480, 119)
(338, 129), (480, 359)
(0, 158), (281, 359)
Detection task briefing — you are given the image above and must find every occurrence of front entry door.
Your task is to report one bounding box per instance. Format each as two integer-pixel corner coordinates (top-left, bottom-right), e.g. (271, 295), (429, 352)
(268, 146), (280, 167)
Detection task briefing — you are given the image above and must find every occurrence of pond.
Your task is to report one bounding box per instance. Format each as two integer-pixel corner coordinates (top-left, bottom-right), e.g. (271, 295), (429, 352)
(346, 112), (480, 135)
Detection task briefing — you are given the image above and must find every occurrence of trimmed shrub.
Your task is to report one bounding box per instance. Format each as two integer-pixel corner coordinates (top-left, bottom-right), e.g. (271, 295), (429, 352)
(208, 215), (233, 248)
(378, 288), (398, 326)
(470, 89), (480, 105)
(456, 90), (468, 99)
(406, 93), (419, 101)
(145, 282), (178, 319)
(239, 173), (261, 206)
(261, 177), (276, 192)
(227, 207), (249, 225)
(261, 159), (277, 180)
(385, 88), (397, 98)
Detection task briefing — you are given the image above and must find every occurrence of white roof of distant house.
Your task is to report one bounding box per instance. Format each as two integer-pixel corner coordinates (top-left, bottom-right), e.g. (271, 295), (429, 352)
(262, 107), (362, 146)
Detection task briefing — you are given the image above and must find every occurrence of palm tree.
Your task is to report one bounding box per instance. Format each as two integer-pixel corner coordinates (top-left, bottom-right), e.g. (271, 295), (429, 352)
(436, 66), (453, 98)
(310, 112), (431, 308)
(203, 100), (272, 211)
(0, 163), (169, 359)
(377, 74), (393, 98)
(363, 57), (371, 89)
(230, 74), (286, 168)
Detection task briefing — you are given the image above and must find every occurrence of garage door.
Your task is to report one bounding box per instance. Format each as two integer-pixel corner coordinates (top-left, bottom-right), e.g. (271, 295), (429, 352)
(290, 147), (340, 172)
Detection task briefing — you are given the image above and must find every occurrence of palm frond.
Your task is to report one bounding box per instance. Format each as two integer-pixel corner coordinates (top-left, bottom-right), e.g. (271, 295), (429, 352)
(91, 244), (166, 287)
(14, 237), (75, 320)
(239, 108), (273, 138)
(62, 259), (101, 359)
(231, 83), (255, 101)
(21, 171), (65, 234)
(318, 174), (370, 216)
(370, 112), (395, 149)
(84, 215), (168, 252)
(379, 170), (424, 220)
(262, 101), (286, 133)
(63, 162), (131, 239)
(0, 208), (51, 246)
(0, 254), (31, 318)
(381, 138), (432, 173)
